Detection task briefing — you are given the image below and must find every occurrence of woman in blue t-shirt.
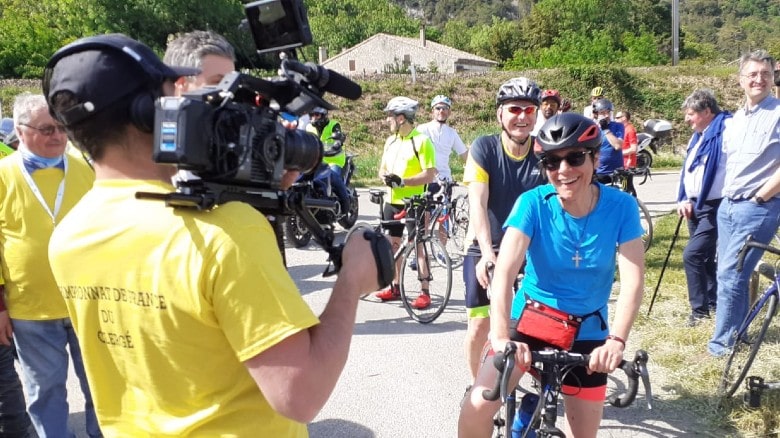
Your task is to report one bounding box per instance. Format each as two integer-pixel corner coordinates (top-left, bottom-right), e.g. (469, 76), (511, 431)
(459, 113), (645, 438)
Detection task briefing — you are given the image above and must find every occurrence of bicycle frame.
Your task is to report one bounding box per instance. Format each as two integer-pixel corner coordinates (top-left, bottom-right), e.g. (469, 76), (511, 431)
(484, 343), (653, 438)
(720, 235), (780, 399)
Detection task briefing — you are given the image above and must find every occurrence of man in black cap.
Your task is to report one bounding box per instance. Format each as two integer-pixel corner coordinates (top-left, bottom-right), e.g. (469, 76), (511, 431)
(45, 34), (382, 435)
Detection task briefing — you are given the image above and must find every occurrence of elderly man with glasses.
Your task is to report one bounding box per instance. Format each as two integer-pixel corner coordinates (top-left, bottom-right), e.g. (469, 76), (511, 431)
(0, 93), (98, 438)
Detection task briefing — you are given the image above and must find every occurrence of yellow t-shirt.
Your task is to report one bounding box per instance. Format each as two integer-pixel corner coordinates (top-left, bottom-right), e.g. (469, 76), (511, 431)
(379, 128), (436, 205)
(49, 179), (319, 437)
(0, 152), (94, 319)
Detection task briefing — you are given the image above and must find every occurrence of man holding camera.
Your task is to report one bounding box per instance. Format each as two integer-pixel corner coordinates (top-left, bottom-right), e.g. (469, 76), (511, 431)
(592, 98), (625, 184)
(45, 33), (384, 436)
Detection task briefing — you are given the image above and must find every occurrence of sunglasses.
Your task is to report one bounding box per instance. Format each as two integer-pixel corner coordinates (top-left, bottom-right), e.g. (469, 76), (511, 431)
(540, 150), (592, 171)
(20, 123), (67, 136)
(433, 106), (450, 111)
(504, 105), (536, 116)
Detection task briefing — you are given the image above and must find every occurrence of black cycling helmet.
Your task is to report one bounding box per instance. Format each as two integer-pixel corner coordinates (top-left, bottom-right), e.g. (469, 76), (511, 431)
(592, 98), (613, 113)
(535, 113), (601, 155)
(496, 77), (541, 107)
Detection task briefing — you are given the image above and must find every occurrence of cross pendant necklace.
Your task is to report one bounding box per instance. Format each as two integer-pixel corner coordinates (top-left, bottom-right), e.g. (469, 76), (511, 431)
(563, 185), (596, 268)
(572, 251), (583, 268)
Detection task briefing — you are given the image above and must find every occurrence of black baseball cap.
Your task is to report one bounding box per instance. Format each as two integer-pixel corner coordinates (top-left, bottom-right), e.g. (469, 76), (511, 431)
(43, 33), (200, 126)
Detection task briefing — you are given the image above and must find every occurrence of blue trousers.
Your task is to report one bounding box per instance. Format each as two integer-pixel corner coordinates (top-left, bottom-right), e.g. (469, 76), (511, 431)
(709, 197), (780, 356)
(12, 318), (101, 438)
(683, 199), (720, 316)
(0, 343), (32, 437)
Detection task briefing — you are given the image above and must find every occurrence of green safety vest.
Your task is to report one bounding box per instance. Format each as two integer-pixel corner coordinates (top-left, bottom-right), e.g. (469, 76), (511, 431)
(307, 121), (345, 167)
(0, 142), (14, 158)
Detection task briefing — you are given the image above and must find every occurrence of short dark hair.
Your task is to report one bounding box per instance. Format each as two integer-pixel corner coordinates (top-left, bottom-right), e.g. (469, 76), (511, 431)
(49, 91), (136, 161)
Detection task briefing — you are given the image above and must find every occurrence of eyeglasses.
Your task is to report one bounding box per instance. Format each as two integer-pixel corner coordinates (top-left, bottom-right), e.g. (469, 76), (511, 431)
(504, 105), (536, 116)
(433, 106), (450, 111)
(741, 71), (773, 81)
(20, 123), (67, 136)
(540, 150), (592, 171)
(615, 115), (625, 120)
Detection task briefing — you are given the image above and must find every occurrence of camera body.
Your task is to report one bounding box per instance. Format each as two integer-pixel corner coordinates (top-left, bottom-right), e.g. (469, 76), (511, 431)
(153, 72), (322, 192)
(145, 0), (360, 215)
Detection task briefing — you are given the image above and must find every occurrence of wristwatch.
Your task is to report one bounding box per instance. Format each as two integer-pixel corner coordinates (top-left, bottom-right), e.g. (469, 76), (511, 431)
(754, 195), (766, 204)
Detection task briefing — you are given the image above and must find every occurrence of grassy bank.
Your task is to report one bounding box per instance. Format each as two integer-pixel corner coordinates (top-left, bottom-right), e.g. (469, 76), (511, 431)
(636, 214), (780, 436)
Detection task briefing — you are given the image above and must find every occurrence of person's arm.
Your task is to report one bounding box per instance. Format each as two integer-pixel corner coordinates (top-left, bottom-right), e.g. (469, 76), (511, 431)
(604, 130), (623, 150)
(623, 129), (638, 156)
(490, 227), (532, 366)
(753, 166), (780, 201)
(244, 229), (381, 423)
(469, 180), (495, 288)
(0, 284), (11, 346)
(402, 168), (436, 187)
(588, 237), (644, 374)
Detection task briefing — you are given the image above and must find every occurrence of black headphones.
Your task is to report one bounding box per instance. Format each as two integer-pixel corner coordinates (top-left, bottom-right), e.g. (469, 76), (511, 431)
(43, 34), (165, 133)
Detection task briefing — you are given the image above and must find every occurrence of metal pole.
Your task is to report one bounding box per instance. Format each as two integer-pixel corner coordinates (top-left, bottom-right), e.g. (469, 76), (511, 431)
(672, 0), (679, 66)
(647, 215), (684, 316)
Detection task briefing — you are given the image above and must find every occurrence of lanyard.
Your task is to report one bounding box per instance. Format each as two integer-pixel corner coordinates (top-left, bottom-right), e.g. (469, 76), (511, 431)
(17, 153), (67, 224)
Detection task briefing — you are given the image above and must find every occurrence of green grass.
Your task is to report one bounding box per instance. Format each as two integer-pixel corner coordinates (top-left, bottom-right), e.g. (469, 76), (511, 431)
(634, 214), (780, 436)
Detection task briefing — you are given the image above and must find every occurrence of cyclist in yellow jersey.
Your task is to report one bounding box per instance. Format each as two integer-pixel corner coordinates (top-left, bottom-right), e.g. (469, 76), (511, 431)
(44, 34), (383, 437)
(375, 96), (437, 309)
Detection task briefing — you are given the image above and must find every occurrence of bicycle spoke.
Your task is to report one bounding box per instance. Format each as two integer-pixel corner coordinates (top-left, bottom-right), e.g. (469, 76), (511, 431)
(399, 239), (452, 323)
(720, 291), (778, 398)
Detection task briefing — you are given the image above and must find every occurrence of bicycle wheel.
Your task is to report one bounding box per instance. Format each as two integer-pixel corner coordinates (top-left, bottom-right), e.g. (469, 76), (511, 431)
(720, 290), (778, 398)
(433, 217), (466, 269)
(636, 198), (653, 252)
(399, 238), (452, 323)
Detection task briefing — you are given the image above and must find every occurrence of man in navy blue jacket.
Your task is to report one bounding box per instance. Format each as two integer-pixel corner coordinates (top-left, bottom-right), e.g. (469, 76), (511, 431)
(677, 89), (730, 326)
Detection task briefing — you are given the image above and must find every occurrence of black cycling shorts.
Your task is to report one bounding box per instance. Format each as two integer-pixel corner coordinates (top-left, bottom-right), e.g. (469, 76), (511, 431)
(509, 319), (608, 395)
(382, 203), (416, 238)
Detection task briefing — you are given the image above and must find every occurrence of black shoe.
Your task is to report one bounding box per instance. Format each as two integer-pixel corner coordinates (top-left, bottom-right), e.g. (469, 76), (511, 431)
(686, 313), (710, 327)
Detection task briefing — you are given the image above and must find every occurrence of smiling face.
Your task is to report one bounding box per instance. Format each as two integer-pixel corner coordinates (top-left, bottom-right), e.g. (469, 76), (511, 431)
(543, 147), (596, 201)
(684, 107), (714, 133)
(17, 106), (68, 158)
(739, 59), (774, 105)
(497, 99), (537, 138)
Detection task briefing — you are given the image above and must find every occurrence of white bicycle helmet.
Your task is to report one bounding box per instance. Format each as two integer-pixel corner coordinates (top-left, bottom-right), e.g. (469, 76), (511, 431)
(431, 95), (452, 108)
(384, 96), (419, 120)
(496, 77), (541, 107)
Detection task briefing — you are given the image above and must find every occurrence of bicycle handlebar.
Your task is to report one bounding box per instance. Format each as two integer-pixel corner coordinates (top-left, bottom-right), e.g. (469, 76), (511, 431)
(736, 235), (780, 272)
(483, 343), (653, 410)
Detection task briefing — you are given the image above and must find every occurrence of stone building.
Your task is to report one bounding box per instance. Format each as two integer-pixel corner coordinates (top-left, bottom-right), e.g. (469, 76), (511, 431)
(319, 29), (497, 76)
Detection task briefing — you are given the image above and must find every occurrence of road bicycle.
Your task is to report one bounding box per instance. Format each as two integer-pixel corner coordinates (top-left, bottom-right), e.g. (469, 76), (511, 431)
(427, 178), (469, 269)
(606, 167), (654, 252)
(719, 234), (780, 400)
(368, 189), (453, 323)
(484, 342), (653, 438)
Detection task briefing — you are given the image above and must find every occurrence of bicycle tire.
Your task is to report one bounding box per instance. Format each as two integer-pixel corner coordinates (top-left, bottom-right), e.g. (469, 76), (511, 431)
(399, 238), (452, 323)
(636, 198), (653, 252)
(720, 290), (778, 398)
(433, 217), (466, 269)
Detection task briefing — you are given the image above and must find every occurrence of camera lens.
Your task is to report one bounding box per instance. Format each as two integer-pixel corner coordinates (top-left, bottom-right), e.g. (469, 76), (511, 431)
(284, 129), (322, 174)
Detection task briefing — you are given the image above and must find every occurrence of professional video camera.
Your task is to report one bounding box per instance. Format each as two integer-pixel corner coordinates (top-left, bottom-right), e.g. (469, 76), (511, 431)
(137, 0), (370, 276)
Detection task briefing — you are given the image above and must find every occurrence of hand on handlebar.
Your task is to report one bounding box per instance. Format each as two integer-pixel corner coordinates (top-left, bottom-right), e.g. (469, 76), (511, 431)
(587, 341), (625, 374)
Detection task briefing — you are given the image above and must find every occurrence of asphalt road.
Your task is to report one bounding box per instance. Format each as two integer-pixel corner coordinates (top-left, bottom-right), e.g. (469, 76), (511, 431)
(60, 170), (693, 437)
